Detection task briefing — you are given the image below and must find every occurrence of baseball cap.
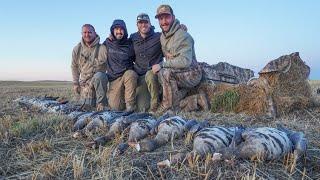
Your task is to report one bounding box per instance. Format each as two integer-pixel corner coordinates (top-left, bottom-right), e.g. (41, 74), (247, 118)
(155, 4), (174, 18)
(137, 13), (150, 23)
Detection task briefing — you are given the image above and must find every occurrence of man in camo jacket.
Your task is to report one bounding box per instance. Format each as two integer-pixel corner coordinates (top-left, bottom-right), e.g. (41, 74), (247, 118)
(152, 5), (202, 112)
(71, 24), (108, 111)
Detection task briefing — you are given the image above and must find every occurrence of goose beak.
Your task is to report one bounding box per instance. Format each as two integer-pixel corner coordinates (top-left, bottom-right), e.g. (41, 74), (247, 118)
(135, 144), (141, 151)
(212, 153), (222, 162)
(84, 141), (97, 149)
(129, 143), (140, 151)
(72, 132), (81, 138)
(157, 159), (171, 168)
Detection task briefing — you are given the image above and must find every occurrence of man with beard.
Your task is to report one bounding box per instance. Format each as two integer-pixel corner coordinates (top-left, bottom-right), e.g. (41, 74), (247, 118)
(130, 13), (163, 112)
(131, 13), (188, 112)
(104, 19), (137, 111)
(152, 5), (203, 112)
(71, 24), (108, 111)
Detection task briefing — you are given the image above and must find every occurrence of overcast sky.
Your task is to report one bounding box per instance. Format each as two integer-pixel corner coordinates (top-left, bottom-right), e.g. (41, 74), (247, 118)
(0, 0), (319, 80)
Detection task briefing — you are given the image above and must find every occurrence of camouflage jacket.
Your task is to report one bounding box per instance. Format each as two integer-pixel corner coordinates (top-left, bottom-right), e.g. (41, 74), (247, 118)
(71, 35), (107, 85)
(160, 19), (197, 69)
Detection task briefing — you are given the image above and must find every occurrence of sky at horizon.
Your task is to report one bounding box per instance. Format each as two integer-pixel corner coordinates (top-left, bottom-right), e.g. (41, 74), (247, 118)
(0, 0), (319, 81)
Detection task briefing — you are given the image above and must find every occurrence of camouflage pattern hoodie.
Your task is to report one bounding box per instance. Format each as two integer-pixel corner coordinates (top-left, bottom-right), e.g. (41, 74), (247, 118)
(71, 35), (107, 85)
(160, 19), (197, 69)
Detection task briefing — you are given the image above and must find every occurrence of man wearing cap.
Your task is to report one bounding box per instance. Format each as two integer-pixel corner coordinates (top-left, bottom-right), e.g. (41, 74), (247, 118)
(103, 19), (138, 111)
(130, 13), (163, 112)
(71, 24), (108, 111)
(152, 5), (202, 112)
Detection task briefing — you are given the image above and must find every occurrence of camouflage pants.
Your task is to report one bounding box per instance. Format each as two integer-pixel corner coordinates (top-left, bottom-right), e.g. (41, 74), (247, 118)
(107, 70), (138, 111)
(80, 72), (108, 107)
(136, 70), (160, 112)
(158, 65), (202, 110)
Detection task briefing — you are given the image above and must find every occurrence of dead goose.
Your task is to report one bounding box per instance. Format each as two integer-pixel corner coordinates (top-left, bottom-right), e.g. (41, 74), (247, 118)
(235, 127), (294, 161)
(114, 117), (158, 155)
(149, 112), (172, 135)
(216, 127), (295, 161)
(190, 126), (237, 157)
(72, 110), (133, 133)
(82, 110), (133, 132)
(86, 112), (154, 148)
(127, 118), (157, 143)
(185, 120), (210, 142)
(158, 126), (305, 167)
(72, 112), (95, 132)
(113, 113), (173, 155)
(157, 125), (237, 167)
(276, 124), (307, 160)
(15, 96), (59, 109)
(15, 96), (77, 114)
(133, 116), (189, 152)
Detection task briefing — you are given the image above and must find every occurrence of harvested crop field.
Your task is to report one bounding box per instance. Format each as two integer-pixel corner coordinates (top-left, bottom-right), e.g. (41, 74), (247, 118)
(0, 81), (319, 179)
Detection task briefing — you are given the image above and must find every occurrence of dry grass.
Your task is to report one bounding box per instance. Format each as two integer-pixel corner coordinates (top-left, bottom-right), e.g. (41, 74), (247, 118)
(309, 80), (320, 106)
(0, 80), (319, 179)
(208, 54), (314, 117)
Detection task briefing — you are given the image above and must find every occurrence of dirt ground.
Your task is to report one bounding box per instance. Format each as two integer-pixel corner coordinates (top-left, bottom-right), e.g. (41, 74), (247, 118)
(0, 81), (319, 179)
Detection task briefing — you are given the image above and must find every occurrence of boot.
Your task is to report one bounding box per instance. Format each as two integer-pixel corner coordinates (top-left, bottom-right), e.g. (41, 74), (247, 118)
(81, 104), (94, 112)
(126, 104), (136, 112)
(149, 102), (159, 113)
(197, 93), (209, 111)
(96, 103), (108, 111)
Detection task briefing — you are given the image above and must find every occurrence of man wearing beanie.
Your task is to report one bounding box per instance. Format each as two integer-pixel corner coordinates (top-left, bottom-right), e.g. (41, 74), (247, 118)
(152, 5), (203, 112)
(103, 19), (137, 111)
(71, 24), (108, 111)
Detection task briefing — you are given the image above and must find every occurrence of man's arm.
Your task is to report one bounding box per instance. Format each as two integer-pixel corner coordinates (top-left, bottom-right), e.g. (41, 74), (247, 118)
(71, 45), (81, 94)
(94, 44), (108, 72)
(71, 46), (81, 84)
(129, 39), (136, 63)
(161, 33), (193, 69)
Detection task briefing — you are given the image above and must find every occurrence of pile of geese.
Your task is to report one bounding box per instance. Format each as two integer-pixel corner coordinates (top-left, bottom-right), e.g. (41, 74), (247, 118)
(15, 96), (308, 166)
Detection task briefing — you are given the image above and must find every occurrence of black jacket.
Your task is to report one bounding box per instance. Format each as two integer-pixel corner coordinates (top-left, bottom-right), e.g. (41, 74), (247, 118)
(130, 26), (163, 76)
(104, 20), (135, 81)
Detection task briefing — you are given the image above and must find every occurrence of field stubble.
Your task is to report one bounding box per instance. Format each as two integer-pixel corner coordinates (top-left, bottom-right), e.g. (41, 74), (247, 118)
(0, 81), (319, 179)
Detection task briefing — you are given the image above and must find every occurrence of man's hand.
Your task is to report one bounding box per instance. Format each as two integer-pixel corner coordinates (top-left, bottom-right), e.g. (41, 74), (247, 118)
(152, 64), (161, 74)
(165, 52), (174, 60)
(73, 84), (81, 94)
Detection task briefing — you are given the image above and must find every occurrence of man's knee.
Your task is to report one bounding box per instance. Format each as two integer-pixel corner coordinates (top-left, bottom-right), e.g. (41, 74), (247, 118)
(145, 70), (157, 83)
(124, 69), (138, 77)
(93, 72), (108, 81)
(123, 70), (138, 81)
(158, 69), (172, 81)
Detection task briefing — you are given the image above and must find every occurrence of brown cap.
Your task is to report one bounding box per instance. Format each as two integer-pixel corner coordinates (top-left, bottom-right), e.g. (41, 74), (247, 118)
(155, 4), (174, 18)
